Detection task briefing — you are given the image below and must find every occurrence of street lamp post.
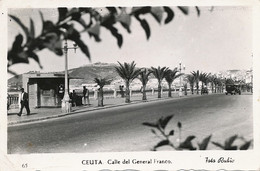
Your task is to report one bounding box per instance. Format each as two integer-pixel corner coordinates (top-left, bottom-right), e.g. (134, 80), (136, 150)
(61, 39), (77, 113)
(177, 61), (185, 97)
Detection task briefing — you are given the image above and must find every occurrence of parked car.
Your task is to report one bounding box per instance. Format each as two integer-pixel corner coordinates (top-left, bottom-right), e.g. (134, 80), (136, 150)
(201, 87), (208, 95)
(225, 84), (241, 95)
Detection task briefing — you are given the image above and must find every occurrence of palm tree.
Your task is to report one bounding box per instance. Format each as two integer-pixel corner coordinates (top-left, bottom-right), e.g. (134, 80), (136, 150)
(191, 70), (200, 94)
(150, 66), (169, 98)
(115, 61), (141, 103)
(209, 75), (216, 93)
(183, 82), (188, 95)
(199, 72), (207, 89)
(165, 68), (183, 97)
(220, 78), (226, 93)
(138, 68), (151, 100)
(186, 74), (195, 94)
(204, 73), (211, 87)
(212, 77), (219, 93)
(200, 72), (211, 91)
(212, 77), (225, 93)
(94, 77), (112, 107)
(225, 78), (235, 85)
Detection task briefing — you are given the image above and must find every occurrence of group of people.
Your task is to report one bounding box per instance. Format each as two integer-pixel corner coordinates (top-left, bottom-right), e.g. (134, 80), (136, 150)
(70, 86), (90, 107)
(119, 85), (125, 97)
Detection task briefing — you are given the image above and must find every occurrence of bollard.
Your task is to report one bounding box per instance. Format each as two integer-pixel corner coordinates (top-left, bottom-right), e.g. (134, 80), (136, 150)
(113, 89), (117, 98)
(179, 89), (183, 97)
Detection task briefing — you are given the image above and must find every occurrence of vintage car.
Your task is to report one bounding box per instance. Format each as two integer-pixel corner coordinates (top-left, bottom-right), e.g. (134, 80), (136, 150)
(201, 87), (208, 95)
(225, 84), (241, 95)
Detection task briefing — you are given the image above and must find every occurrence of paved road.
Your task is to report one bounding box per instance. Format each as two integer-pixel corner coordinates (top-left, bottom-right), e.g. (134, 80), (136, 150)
(8, 94), (253, 153)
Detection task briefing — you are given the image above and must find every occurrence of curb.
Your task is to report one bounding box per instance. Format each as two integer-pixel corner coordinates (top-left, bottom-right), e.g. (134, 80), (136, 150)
(7, 94), (203, 126)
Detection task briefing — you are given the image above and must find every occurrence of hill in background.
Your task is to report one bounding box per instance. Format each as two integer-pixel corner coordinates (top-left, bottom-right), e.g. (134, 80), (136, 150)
(69, 62), (121, 85)
(8, 62), (251, 91)
(8, 63), (125, 90)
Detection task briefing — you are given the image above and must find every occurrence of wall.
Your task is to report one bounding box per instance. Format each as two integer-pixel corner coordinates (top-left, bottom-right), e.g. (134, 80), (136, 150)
(28, 83), (38, 108)
(40, 89), (58, 107)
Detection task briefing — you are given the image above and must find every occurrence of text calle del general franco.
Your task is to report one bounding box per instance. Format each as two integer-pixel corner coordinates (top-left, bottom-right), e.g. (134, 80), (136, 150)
(82, 159), (172, 165)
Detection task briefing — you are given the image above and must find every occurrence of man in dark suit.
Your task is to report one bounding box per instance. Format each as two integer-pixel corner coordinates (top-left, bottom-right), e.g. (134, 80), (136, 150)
(17, 88), (30, 116)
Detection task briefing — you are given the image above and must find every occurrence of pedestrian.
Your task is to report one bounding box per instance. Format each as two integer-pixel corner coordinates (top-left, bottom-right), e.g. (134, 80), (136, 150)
(58, 84), (64, 99)
(71, 90), (77, 107)
(17, 88), (30, 116)
(122, 85), (125, 97)
(83, 86), (90, 105)
(119, 85), (125, 98)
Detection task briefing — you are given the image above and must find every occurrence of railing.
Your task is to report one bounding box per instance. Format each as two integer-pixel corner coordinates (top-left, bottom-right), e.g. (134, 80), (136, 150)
(74, 89), (160, 99)
(7, 93), (19, 109)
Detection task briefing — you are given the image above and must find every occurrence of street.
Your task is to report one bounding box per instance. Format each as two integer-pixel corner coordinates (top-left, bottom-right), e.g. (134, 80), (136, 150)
(8, 94), (253, 153)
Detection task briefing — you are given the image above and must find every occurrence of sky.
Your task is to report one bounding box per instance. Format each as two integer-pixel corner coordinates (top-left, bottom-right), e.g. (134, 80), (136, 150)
(7, 6), (253, 78)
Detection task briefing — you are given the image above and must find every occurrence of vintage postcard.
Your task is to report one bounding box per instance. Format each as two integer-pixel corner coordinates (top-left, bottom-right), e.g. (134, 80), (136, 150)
(1, 0), (260, 170)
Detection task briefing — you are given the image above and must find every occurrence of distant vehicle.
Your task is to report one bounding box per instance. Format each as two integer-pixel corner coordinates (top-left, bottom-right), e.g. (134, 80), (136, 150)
(201, 87), (208, 95)
(225, 84), (241, 95)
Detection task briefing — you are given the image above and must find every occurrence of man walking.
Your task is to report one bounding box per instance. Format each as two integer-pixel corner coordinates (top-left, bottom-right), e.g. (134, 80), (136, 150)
(17, 88), (30, 116)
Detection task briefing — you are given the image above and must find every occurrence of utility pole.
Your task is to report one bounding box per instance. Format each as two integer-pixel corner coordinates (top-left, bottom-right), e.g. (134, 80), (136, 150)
(177, 61), (185, 97)
(61, 39), (77, 113)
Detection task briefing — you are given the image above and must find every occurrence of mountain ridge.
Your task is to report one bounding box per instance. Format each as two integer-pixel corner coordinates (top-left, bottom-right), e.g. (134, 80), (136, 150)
(8, 63), (122, 90)
(8, 62), (250, 90)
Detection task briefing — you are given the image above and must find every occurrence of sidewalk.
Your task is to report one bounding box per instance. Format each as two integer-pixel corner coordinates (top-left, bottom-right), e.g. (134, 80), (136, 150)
(7, 92), (196, 126)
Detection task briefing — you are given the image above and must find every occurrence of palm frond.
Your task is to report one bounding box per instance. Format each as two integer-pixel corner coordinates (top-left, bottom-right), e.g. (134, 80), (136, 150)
(138, 68), (151, 85)
(150, 66), (169, 83)
(115, 61), (140, 83)
(94, 77), (112, 88)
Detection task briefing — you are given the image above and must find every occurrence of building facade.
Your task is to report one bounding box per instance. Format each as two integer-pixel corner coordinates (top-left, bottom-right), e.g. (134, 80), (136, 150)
(8, 72), (80, 108)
